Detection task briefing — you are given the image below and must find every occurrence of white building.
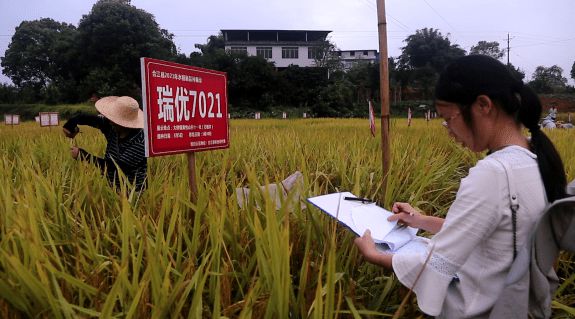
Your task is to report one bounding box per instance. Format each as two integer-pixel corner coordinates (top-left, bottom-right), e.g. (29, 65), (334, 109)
(337, 49), (379, 70)
(221, 29), (331, 68)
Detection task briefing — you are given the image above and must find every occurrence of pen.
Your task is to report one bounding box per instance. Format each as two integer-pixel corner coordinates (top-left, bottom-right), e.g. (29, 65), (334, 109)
(344, 196), (374, 203)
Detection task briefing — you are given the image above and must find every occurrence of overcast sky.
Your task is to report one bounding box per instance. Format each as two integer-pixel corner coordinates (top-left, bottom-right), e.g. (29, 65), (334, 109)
(1, 0), (574, 85)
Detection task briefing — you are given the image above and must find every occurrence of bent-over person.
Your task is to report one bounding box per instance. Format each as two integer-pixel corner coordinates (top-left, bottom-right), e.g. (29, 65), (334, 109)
(63, 96), (147, 192)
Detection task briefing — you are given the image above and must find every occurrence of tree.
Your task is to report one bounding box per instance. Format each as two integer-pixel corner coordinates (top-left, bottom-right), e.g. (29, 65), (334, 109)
(398, 28), (466, 99)
(190, 33), (334, 110)
(399, 28), (466, 73)
(1, 18), (77, 89)
(571, 61), (575, 82)
(528, 65), (568, 94)
(313, 78), (354, 117)
(470, 41), (505, 60)
(311, 40), (343, 78)
(276, 65), (328, 108)
(195, 34), (225, 56)
(507, 63), (526, 82)
(346, 61), (379, 103)
(74, 0), (178, 98)
(231, 55), (279, 109)
(0, 83), (19, 103)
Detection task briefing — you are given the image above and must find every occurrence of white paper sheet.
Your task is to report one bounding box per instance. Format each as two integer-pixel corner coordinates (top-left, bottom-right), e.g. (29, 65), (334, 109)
(308, 192), (427, 254)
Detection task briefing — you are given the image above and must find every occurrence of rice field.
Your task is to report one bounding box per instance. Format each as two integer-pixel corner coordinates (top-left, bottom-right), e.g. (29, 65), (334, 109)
(1, 118), (574, 318)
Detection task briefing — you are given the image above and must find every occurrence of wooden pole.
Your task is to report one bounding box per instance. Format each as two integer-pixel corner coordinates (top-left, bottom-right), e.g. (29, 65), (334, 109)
(187, 152), (198, 205)
(376, 0), (390, 202)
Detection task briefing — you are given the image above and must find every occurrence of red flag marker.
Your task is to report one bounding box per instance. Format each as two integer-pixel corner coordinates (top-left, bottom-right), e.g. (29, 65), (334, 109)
(368, 100), (376, 137)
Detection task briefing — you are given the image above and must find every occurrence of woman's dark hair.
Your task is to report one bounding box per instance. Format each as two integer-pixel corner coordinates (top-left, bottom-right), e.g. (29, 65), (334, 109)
(435, 55), (566, 202)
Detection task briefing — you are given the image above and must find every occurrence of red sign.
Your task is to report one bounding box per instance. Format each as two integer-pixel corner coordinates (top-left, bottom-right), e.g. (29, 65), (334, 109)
(140, 57), (229, 157)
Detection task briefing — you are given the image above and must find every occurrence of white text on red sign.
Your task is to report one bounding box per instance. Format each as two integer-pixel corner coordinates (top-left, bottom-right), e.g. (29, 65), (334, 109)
(156, 85), (223, 122)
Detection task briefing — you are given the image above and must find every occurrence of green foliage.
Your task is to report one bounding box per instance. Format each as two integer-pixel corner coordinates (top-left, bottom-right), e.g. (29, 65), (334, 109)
(470, 41), (505, 60)
(276, 65), (329, 108)
(0, 1), (180, 104)
(74, 0), (179, 99)
(188, 37), (334, 112)
(231, 56), (279, 109)
(397, 28), (466, 100)
(346, 62), (380, 103)
(529, 65), (568, 94)
(311, 40), (343, 75)
(0, 83), (19, 104)
(194, 33), (226, 56)
(313, 79), (355, 117)
(399, 28), (466, 73)
(0, 103), (98, 121)
(1, 18), (77, 89)
(507, 63), (526, 81)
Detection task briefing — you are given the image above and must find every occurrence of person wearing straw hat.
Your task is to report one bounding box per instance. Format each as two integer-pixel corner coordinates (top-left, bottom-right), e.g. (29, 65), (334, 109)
(63, 96), (147, 192)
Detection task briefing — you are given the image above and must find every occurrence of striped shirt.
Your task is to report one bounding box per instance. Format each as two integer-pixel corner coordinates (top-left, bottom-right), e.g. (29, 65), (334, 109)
(64, 114), (147, 191)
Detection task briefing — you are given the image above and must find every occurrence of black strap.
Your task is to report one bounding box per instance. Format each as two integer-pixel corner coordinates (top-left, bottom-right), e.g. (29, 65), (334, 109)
(494, 158), (519, 259)
(511, 203), (518, 259)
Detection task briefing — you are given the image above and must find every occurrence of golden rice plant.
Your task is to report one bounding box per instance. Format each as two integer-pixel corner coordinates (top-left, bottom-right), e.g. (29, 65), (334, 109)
(0, 118), (573, 318)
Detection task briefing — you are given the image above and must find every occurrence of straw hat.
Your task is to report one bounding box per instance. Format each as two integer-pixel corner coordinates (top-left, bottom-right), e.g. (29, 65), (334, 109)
(95, 96), (144, 129)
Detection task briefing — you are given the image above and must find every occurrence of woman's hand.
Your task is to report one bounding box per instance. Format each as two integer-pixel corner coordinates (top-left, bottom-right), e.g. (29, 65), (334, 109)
(63, 127), (78, 138)
(70, 146), (79, 160)
(354, 230), (393, 268)
(388, 202), (422, 228)
(389, 202), (445, 234)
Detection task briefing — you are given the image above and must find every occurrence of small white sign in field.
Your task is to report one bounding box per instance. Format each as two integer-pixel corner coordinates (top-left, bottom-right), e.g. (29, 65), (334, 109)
(39, 112), (59, 127)
(4, 114), (20, 125)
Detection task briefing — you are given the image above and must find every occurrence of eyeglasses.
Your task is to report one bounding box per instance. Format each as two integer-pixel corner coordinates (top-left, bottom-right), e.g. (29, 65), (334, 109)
(441, 112), (461, 128)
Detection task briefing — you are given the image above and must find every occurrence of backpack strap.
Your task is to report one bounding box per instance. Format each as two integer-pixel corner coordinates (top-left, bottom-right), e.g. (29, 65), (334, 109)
(493, 157), (519, 259)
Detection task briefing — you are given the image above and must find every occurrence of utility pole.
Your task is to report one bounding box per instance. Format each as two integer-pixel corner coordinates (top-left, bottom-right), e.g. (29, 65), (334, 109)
(376, 0), (390, 202)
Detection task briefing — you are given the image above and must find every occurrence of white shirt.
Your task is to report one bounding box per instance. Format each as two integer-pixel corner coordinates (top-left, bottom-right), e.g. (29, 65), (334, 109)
(392, 146), (547, 318)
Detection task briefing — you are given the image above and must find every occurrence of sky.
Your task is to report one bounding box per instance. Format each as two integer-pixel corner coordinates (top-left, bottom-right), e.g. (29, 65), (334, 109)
(1, 0), (574, 85)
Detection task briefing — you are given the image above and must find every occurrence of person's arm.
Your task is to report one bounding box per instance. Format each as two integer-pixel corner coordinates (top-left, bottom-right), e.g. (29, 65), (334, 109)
(419, 216), (444, 234)
(71, 146), (116, 173)
(388, 202), (445, 234)
(63, 114), (106, 137)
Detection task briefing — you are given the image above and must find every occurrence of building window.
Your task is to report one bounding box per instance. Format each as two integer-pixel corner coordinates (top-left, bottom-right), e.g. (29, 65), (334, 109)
(229, 47), (247, 55)
(308, 47), (324, 59)
(363, 51), (369, 56)
(256, 47), (272, 59)
(350, 51), (355, 57)
(282, 47), (299, 59)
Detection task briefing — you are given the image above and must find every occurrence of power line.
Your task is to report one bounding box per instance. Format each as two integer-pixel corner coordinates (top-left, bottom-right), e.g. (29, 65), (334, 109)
(360, 0), (411, 32)
(388, 15), (411, 32)
(511, 37), (575, 49)
(421, 0), (456, 31)
(361, 0), (376, 10)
